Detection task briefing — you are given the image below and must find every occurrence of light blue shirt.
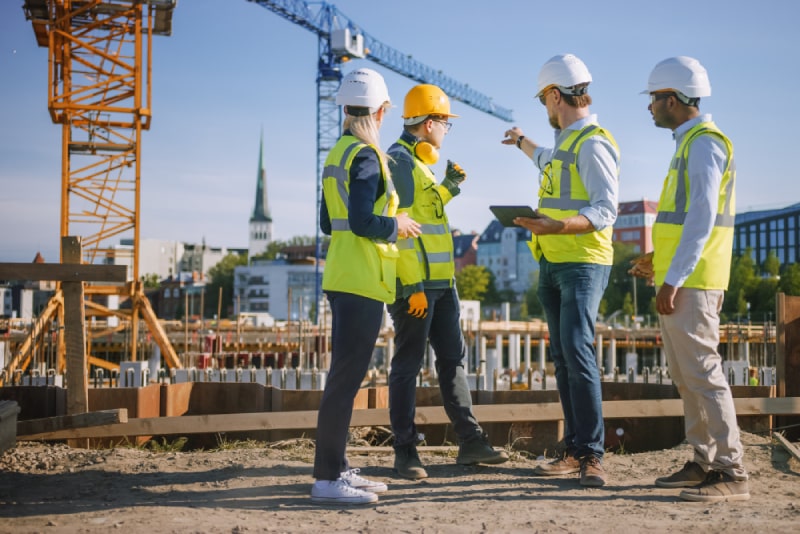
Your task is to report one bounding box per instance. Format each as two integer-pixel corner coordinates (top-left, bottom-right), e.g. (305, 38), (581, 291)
(663, 114), (730, 287)
(532, 115), (620, 231)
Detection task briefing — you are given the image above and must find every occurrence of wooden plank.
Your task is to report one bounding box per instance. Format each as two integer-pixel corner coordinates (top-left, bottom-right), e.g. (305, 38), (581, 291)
(774, 432), (800, 463)
(0, 262), (126, 283)
(17, 397), (800, 441)
(16, 409), (128, 437)
(62, 237), (89, 419)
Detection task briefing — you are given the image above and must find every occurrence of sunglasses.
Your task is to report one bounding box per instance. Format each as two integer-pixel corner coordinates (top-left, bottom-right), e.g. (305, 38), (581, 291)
(649, 92), (673, 105)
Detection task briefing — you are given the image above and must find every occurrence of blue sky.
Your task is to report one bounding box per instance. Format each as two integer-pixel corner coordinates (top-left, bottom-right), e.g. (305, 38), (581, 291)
(1, 0), (798, 264)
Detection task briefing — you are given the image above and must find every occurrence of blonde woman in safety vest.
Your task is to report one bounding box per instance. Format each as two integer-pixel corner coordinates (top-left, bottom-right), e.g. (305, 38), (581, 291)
(386, 85), (508, 480)
(310, 68), (421, 506)
(502, 54), (620, 488)
(631, 56), (749, 502)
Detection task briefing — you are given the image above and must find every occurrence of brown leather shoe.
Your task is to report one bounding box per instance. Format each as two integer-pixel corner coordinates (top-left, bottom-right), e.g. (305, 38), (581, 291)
(579, 455), (606, 487)
(679, 470), (750, 502)
(655, 461), (706, 488)
(533, 455), (581, 476)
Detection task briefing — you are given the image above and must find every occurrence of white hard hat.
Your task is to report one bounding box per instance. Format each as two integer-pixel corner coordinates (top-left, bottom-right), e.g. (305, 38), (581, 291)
(536, 54), (592, 97)
(642, 56), (711, 98)
(335, 68), (391, 112)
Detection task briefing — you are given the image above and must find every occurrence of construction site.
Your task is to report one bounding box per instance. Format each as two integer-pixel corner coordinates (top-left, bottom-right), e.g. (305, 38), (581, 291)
(1, 1), (800, 532)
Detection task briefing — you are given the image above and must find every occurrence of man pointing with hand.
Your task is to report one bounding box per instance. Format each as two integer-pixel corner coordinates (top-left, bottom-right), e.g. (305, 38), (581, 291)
(387, 84), (508, 480)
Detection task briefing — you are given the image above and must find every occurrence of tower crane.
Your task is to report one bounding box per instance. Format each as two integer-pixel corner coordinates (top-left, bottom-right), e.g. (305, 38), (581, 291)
(247, 0), (514, 320)
(1, 0), (181, 388)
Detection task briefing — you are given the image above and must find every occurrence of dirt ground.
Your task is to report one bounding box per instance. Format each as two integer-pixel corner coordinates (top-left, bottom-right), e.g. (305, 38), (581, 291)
(1, 430), (799, 534)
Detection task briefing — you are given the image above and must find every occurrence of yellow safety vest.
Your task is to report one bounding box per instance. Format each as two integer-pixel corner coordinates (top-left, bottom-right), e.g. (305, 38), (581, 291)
(391, 138), (455, 297)
(652, 121), (735, 289)
(531, 124), (618, 265)
(321, 136), (400, 303)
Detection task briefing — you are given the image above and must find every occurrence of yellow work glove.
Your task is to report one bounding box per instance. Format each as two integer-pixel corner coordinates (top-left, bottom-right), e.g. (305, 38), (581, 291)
(407, 291), (428, 319)
(441, 159), (466, 195)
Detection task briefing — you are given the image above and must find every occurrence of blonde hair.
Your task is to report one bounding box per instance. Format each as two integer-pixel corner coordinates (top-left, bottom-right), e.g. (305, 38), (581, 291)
(344, 102), (392, 179)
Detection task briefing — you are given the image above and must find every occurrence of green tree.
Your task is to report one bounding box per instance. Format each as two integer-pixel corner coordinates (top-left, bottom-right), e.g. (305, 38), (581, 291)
(622, 292), (634, 317)
(140, 273), (160, 289)
(602, 242), (653, 321)
(455, 265), (491, 301)
(780, 263), (800, 296)
(251, 236), (329, 261)
(524, 271), (544, 318)
(750, 277), (779, 318)
(724, 249), (758, 317)
(205, 252), (248, 319)
(763, 250), (781, 277)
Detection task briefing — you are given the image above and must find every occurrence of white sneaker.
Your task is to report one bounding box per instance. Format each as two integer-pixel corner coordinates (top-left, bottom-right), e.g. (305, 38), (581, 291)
(341, 468), (388, 493)
(310, 478), (378, 505)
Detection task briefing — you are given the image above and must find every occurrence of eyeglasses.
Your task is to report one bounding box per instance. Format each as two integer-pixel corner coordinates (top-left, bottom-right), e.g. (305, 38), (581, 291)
(538, 86), (554, 105)
(649, 92), (673, 105)
(431, 118), (452, 132)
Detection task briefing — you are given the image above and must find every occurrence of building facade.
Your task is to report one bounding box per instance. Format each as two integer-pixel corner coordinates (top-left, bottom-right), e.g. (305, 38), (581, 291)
(234, 259), (323, 321)
(476, 220), (538, 295)
(734, 202), (800, 265)
(453, 230), (479, 272)
(613, 199), (658, 254)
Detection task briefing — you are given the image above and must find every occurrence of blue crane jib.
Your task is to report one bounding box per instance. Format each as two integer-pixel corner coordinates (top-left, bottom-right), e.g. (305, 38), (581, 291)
(248, 0), (514, 122)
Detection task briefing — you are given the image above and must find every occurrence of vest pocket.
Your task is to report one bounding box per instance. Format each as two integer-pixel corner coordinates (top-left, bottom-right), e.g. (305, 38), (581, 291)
(375, 243), (400, 294)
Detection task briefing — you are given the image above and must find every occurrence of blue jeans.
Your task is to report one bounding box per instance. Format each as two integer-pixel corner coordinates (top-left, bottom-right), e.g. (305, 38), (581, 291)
(388, 286), (481, 447)
(538, 257), (610, 460)
(313, 291), (384, 480)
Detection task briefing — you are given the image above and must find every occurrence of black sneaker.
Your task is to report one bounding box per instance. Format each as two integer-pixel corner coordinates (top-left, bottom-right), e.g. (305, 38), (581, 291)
(393, 443), (428, 480)
(456, 433), (509, 465)
(655, 461), (706, 488)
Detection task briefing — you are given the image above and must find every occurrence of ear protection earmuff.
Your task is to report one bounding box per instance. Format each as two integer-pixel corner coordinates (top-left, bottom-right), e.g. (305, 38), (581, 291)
(414, 141), (439, 165)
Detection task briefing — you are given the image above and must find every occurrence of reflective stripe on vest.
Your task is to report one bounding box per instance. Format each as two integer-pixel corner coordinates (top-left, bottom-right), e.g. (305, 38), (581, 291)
(652, 122), (735, 289)
(533, 124), (618, 265)
(321, 136), (399, 303)
(389, 138), (455, 288)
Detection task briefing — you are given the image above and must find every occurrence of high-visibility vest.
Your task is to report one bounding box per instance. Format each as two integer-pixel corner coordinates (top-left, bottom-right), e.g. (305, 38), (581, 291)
(389, 138), (455, 296)
(652, 121), (735, 289)
(532, 124), (618, 265)
(321, 136), (400, 303)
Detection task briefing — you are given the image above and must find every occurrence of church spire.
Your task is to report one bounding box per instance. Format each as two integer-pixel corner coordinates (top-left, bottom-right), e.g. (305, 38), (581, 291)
(248, 128), (273, 258)
(251, 128), (271, 223)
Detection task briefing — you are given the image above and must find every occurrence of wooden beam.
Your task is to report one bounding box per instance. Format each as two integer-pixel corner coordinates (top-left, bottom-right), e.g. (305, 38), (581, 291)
(0, 262), (126, 283)
(16, 397), (800, 441)
(774, 432), (800, 463)
(17, 409), (128, 438)
(62, 237), (88, 419)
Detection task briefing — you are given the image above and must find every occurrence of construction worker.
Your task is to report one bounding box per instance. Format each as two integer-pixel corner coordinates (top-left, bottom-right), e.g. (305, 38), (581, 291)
(749, 368), (759, 386)
(387, 84), (508, 479)
(631, 56), (749, 502)
(502, 54), (620, 487)
(311, 68), (421, 505)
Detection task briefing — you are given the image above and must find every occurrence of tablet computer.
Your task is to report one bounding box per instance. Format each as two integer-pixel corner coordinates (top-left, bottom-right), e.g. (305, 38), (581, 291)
(489, 205), (541, 227)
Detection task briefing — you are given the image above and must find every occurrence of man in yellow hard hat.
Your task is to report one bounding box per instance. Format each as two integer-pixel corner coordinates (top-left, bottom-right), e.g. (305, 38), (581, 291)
(387, 84), (508, 479)
(631, 56), (749, 502)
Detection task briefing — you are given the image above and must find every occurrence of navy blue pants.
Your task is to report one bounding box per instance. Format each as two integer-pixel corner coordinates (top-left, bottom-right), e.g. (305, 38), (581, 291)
(387, 286), (481, 447)
(313, 291), (384, 481)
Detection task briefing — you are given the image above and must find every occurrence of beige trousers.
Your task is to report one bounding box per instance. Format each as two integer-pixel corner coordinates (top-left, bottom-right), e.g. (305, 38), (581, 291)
(659, 287), (748, 480)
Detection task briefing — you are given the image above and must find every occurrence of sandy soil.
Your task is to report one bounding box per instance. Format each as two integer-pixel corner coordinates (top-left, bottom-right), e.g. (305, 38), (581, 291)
(1, 431), (799, 534)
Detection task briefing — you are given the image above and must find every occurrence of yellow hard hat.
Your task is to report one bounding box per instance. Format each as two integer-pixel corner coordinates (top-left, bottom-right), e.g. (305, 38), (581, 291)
(402, 84), (459, 122)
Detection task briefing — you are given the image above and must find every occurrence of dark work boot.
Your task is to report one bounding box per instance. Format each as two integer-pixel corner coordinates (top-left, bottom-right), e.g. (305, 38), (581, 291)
(456, 432), (509, 465)
(393, 443), (428, 480)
